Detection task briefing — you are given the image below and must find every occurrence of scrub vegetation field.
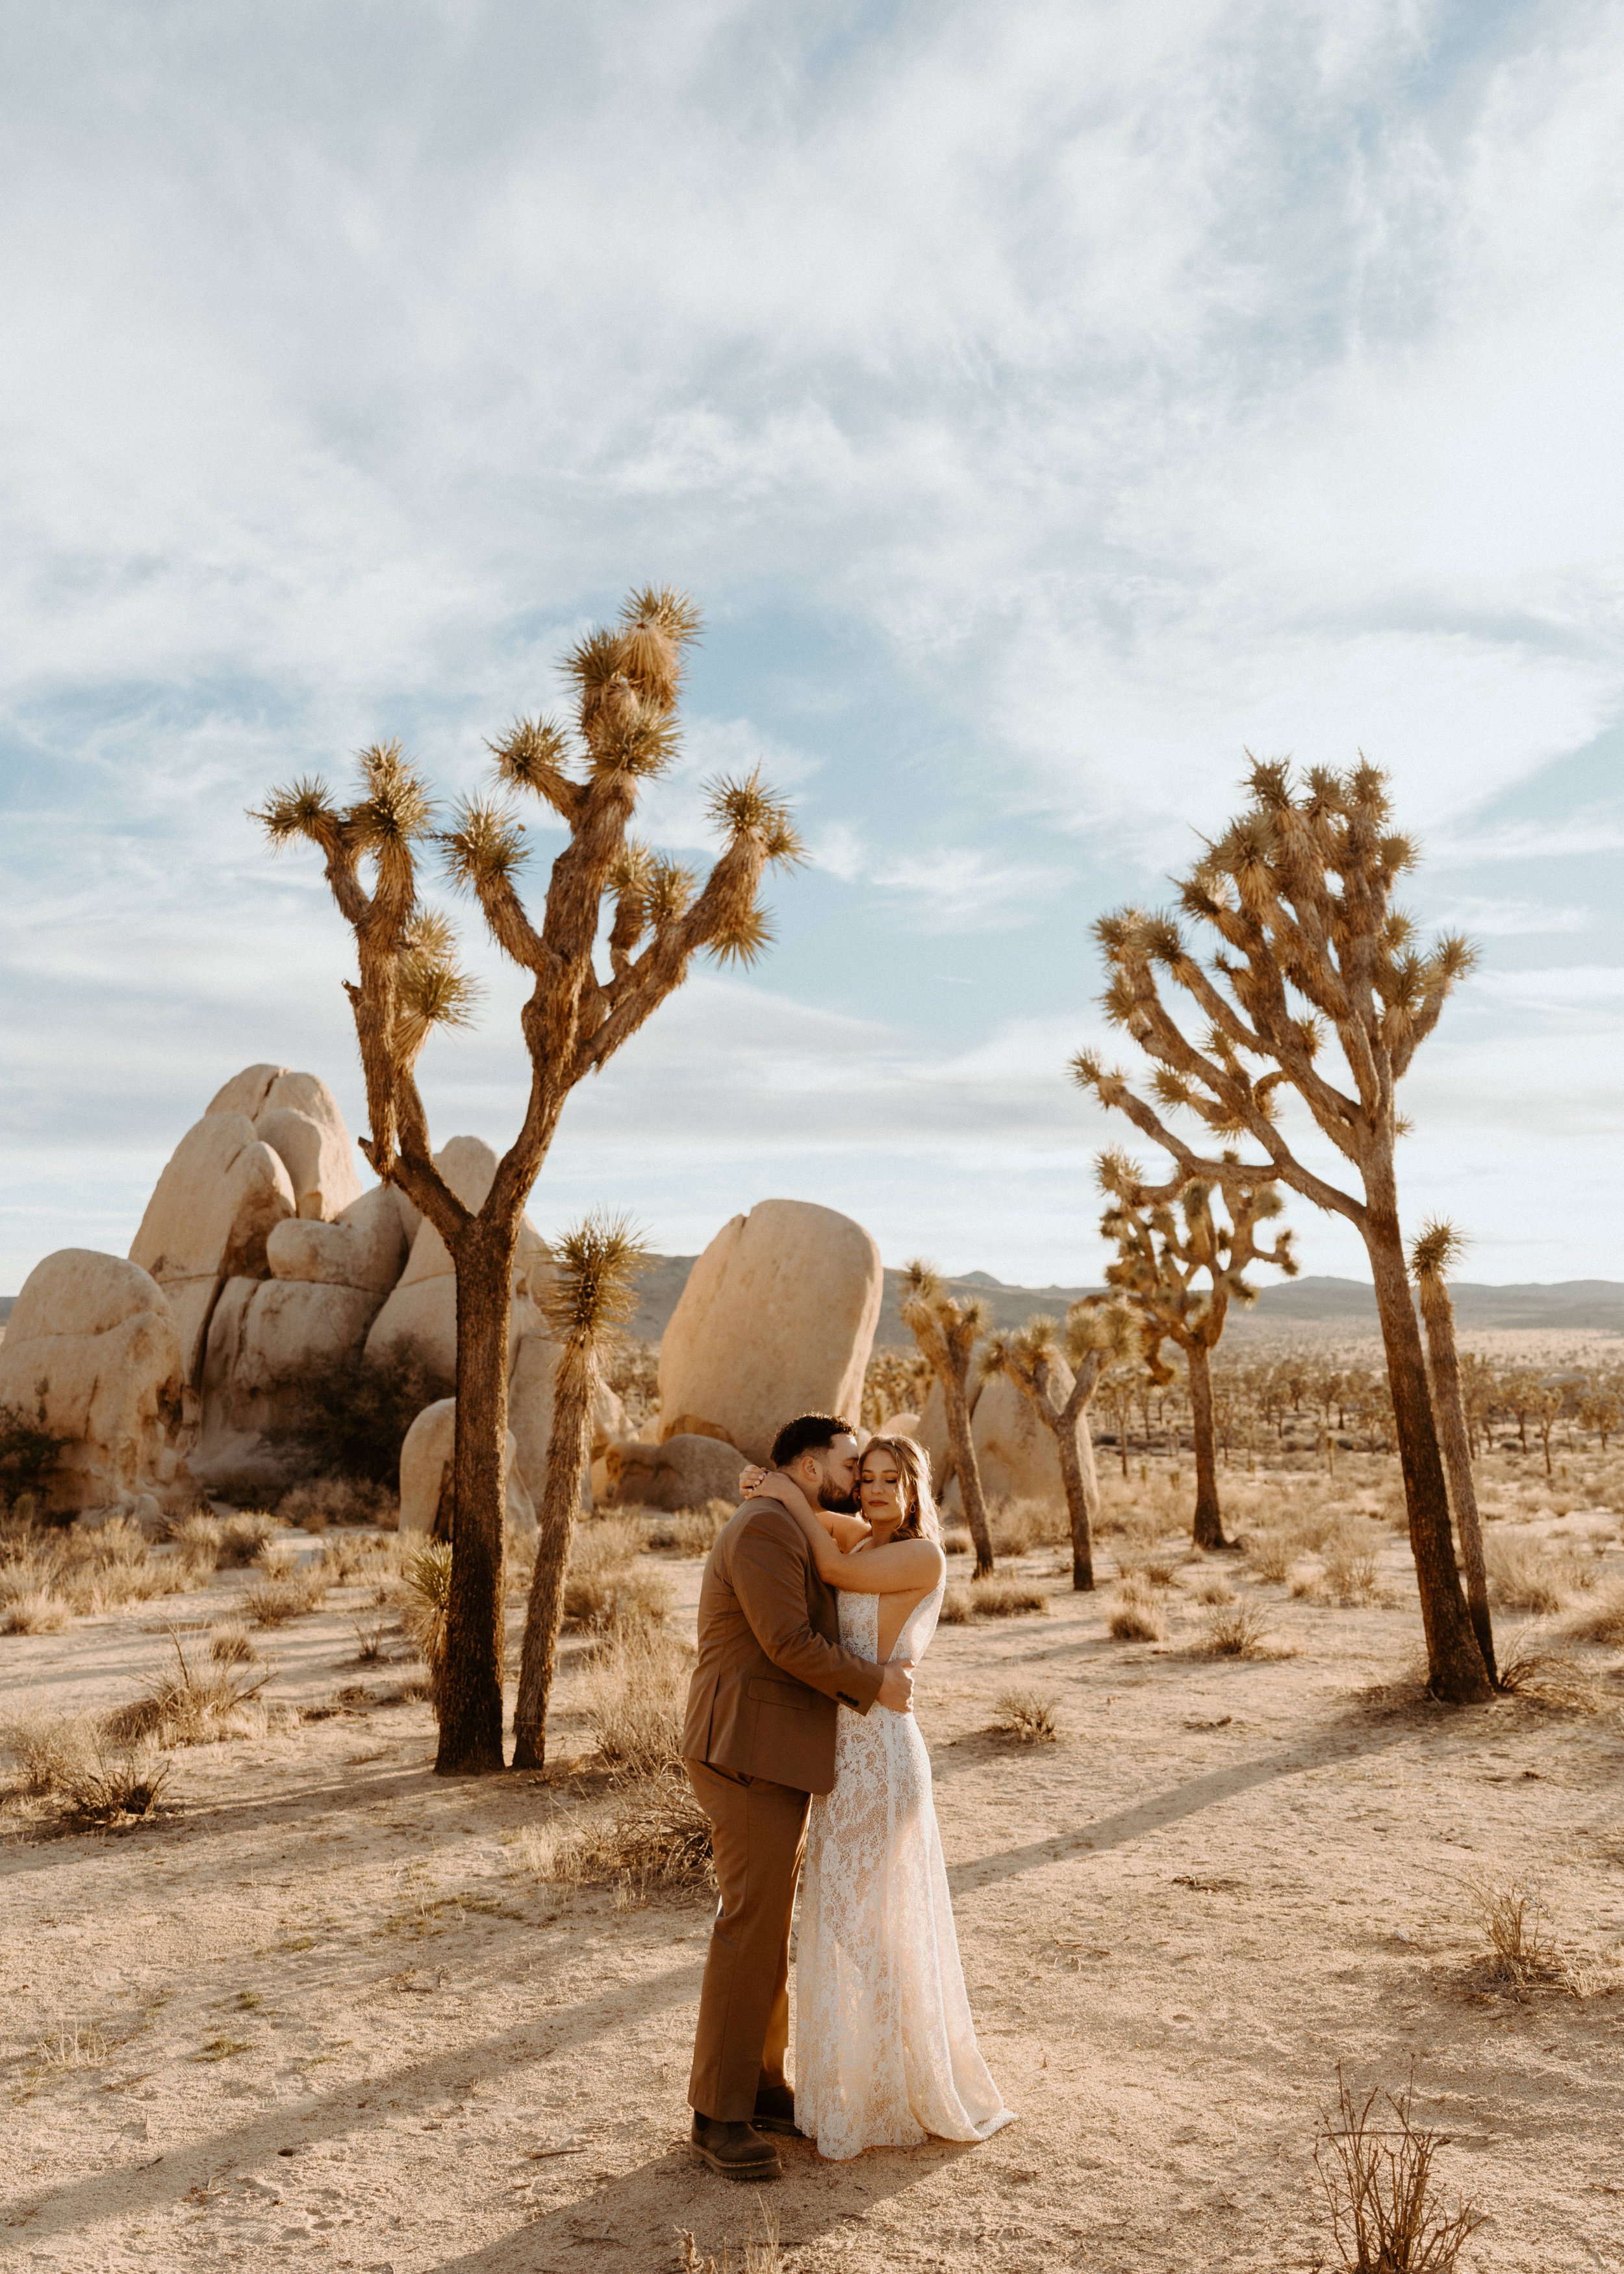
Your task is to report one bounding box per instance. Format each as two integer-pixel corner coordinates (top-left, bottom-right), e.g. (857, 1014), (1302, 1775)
(5, 1416), (1624, 2273)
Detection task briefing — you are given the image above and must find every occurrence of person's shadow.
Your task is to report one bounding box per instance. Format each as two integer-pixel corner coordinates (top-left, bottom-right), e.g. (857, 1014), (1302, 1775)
(427, 2130), (983, 2269)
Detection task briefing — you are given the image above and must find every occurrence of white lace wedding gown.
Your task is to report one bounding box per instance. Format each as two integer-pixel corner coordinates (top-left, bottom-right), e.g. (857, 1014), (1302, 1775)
(794, 1572), (1016, 2160)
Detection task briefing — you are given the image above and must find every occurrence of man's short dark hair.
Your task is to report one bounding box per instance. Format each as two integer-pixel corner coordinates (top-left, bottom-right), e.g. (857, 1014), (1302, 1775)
(771, 1412), (857, 1468)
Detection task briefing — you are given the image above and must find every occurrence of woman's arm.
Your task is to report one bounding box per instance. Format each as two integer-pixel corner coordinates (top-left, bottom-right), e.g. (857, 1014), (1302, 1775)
(738, 1464), (870, 1552)
(758, 1472), (944, 1597)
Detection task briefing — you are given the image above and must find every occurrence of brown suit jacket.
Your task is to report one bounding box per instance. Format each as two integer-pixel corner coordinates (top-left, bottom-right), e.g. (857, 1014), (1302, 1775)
(681, 1493), (885, 1796)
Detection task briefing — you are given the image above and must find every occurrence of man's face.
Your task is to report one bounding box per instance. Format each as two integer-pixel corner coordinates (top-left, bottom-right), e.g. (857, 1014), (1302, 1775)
(801, 1433), (861, 1515)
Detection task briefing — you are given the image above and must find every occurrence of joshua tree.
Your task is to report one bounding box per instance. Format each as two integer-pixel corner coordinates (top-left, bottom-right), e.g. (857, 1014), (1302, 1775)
(1410, 1221), (1495, 1685)
(1072, 757), (1491, 1702)
(900, 1261), (994, 1577)
(982, 1299), (1136, 1589)
(258, 587), (801, 1772)
(1096, 1149), (1297, 1550)
(512, 1212), (647, 1771)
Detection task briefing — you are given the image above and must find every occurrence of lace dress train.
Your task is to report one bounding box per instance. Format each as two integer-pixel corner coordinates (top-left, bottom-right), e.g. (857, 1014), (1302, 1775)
(794, 1579), (1015, 2160)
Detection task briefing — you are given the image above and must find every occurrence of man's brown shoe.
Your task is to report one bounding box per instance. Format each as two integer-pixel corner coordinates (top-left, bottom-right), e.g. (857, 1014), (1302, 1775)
(689, 2114), (782, 2181)
(752, 2086), (802, 2137)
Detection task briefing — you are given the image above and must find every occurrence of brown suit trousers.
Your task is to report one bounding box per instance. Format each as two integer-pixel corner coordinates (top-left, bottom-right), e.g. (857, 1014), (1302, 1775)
(683, 1496), (885, 2121)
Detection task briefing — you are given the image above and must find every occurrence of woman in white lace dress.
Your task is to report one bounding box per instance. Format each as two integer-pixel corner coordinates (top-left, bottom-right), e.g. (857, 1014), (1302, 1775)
(745, 1435), (1015, 2163)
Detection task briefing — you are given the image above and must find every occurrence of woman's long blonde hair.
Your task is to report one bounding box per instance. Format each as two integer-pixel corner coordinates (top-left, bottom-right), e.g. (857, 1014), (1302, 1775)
(861, 1434), (941, 1544)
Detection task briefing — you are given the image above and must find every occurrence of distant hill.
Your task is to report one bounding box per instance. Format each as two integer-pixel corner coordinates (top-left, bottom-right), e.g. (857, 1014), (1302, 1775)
(624, 1260), (1624, 1344)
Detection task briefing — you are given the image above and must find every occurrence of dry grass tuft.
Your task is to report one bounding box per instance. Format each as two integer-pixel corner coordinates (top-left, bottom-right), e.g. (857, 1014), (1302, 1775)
(103, 1630), (268, 1748)
(1493, 1627), (1605, 1714)
(941, 1526), (972, 1559)
(993, 1687), (1059, 1743)
(278, 1476), (397, 1532)
(1200, 1603), (1277, 1658)
(208, 1621), (258, 1665)
(34, 2021), (112, 2070)
(1246, 1531), (1295, 1583)
(989, 1497), (1065, 1556)
(677, 2201), (783, 2273)
(524, 1766), (714, 1897)
(1315, 2069), (1485, 2271)
(1, 1712), (171, 1827)
(1465, 1876), (1575, 1997)
(1108, 1574), (1168, 1642)
(564, 1518), (673, 1633)
(581, 1622), (694, 1780)
(215, 1511), (279, 1566)
(1191, 1574), (1236, 1605)
(1485, 1533), (1581, 1614)
(1, 1588), (71, 1633)
(1563, 1578), (1624, 1646)
(641, 1501), (730, 1557)
(968, 1577), (1048, 1620)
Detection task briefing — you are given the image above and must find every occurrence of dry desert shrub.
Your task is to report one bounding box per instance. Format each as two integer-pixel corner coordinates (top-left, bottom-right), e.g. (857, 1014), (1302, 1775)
(1493, 1628), (1605, 1713)
(278, 1476), (397, 1532)
(104, 1630), (269, 1748)
(1118, 1551), (1180, 1587)
(941, 1527), (972, 1559)
(1485, 1533), (1581, 1614)
(34, 2021), (112, 2069)
(938, 1585), (972, 1624)
(641, 1501), (730, 1556)
(1201, 1603), (1276, 1657)
(1108, 1576), (1167, 1642)
(580, 1623), (694, 1778)
(216, 1511), (278, 1566)
(678, 2202), (783, 2273)
(524, 1765), (714, 1896)
(968, 1577), (1048, 1619)
(994, 1687), (1059, 1743)
(1, 1587), (70, 1633)
(1465, 1876), (1575, 1996)
(1315, 2070), (1485, 2272)
(209, 1621), (258, 1665)
(989, 1497), (1065, 1556)
(1, 1711), (171, 1827)
(1321, 1537), (1385, 1606)
(1247, 1531), (1295, 1583)
(1191, 1574), (1236, 1605)
(1563, 1578), (1624, 1646)
(564, 1518), (674, 1633)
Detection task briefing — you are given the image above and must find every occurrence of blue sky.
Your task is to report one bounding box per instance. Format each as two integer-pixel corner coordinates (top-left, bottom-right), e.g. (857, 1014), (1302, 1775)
(3, 0), (1621, 1293)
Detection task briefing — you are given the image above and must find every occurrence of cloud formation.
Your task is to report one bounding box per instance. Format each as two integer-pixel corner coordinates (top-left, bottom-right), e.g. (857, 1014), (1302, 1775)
(2, 0), (1622, 1290)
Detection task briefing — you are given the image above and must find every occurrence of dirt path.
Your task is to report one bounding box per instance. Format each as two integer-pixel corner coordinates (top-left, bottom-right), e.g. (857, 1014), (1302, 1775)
(4, 1530), (1624, 2271)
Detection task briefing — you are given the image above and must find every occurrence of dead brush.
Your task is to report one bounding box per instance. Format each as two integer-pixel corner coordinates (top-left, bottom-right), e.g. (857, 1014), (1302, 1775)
(209, 1621), (259, 1665)
(1108, 1576), (1167, 1642)
(1493, 1626), (1604, 1714)
(581, 1623), (694, 1779)
(676, 2201), (782, 2272)
(242, 1549), (329, 1627)
(1465, 1875), (1574, 1997)
(941, 1527), (972, 1559)
(966, 1577), (1048, 1620)
(989, 1497), (1065, 1557)
(1, 1712), (171, 1826)
(1562, 1577), (1624, 1646)
(1, 1587), (71, 1633)
(104, 1629), (268, 1748)
(993, 1687), (1059, 1743)
(526, 1765), (714, 1897)
(215, 1511), (278, 1567)
(1191, 1573), (1236, 1605)
(1315, 2069), (1485, 2272)
(1484, 1533), (1582, 1615)
(1200, 1603), (1276, 1658)
(641, 1501), (731, 1556)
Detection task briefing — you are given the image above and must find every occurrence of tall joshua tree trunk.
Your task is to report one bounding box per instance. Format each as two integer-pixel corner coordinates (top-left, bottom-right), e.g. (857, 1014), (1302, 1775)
(442, 1230), (516, 1767)
(259, 587), (803, 1773)
(902, 1262), (994, 1578)
(1186, 1341), (1226, 1552)
(511, 1215), (645, 1772)
(1412, 1221), (1496, 1685)
(1074, 757), (1493, 1704)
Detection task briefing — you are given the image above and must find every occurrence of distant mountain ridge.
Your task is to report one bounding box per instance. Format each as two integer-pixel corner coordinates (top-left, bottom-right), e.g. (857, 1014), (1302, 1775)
(621, 1262), (1624, 1345)
(8, 1268), (1621, 1346)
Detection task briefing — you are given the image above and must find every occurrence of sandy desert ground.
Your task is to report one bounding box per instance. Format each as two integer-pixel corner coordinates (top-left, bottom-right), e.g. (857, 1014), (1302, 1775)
(4, 1458), (1624, 2274)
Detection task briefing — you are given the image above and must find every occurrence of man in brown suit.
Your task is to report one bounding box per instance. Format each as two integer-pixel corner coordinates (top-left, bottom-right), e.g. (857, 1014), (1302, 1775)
(682, 1412), (915, 2180)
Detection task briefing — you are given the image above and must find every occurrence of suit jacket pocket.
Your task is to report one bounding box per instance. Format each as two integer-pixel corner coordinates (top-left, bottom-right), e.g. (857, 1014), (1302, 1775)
(746, 1675), (813, 1711)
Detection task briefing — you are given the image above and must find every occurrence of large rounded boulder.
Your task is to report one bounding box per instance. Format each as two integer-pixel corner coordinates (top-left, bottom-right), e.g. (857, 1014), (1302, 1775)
(599, 1433), (744, 1513)
(129, 1114), (296, 1383)
(656, 1200), (882, 1464)
(971, 1367), (1072, 1501)
(0, 1250), (190, 1514)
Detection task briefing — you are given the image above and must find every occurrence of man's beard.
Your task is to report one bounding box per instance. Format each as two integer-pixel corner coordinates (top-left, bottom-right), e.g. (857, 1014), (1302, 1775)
(817, 1483), (861, 1516)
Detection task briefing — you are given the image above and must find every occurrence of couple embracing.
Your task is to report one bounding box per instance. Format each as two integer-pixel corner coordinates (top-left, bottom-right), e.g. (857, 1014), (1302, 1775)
(681, 1413), (1014, 2176)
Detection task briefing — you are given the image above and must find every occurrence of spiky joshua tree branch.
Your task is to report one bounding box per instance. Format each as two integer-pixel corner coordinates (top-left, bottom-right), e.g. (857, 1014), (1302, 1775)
(1072, 756), (1491, 1702)
(1097, 1149), (1297, 1551)
(257, 587), (802, 1773)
